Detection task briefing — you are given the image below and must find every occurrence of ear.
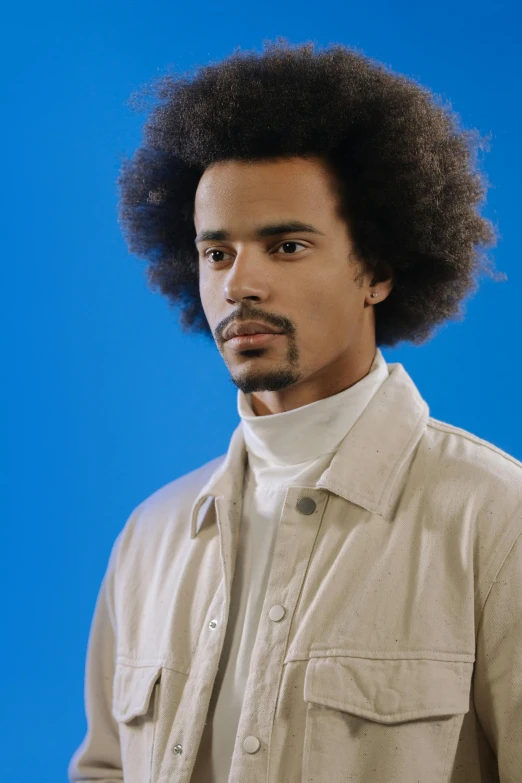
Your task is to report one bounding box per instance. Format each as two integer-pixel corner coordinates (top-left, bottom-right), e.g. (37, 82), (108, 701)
(368, 263), (394, 303)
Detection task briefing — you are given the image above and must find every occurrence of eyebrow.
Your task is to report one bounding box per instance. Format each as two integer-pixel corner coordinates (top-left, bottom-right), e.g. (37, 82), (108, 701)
(194, 220), (325, 245)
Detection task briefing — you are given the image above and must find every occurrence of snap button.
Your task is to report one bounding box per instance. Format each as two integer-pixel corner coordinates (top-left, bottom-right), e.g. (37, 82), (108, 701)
(243, 735), (260, 754)
(297, 497), (316, 515)
(209, 620), (217, 630)
(268, 605), (286, 622)
(173, 744), (183, 755)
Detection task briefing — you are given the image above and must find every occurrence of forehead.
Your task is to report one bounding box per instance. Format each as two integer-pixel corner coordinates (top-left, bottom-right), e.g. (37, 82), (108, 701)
(193, 156), (341, 226)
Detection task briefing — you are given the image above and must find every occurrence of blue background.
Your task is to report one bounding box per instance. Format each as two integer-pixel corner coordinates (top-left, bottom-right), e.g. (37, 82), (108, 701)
(2, 1), (519, 779)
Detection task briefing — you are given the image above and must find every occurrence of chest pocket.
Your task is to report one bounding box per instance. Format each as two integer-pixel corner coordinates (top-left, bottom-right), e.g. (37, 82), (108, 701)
(112, 662), (162, 783)
(302, 655), (474, 783)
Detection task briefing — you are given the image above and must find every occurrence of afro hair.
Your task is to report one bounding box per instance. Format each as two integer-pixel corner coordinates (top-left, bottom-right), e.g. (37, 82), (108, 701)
(116, 37), (503, 347)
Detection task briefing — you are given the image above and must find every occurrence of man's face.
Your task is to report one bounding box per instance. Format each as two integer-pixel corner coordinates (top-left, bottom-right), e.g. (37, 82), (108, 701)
(194, 156), (392, 416)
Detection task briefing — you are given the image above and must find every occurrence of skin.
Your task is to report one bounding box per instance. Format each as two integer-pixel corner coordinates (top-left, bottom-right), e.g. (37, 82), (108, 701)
(194, 155), (394, 417)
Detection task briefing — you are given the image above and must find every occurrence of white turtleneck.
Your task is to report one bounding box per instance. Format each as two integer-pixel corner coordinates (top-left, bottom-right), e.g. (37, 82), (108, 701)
(190, 347), (390, 782)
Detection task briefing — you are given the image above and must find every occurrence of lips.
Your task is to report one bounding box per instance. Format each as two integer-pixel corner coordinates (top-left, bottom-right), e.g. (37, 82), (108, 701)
(226, 332), (284, 349)
(224, 322), (283, 340)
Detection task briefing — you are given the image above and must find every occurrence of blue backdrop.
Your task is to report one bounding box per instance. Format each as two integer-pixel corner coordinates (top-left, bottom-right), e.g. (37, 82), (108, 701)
(2, 1), (519, 780)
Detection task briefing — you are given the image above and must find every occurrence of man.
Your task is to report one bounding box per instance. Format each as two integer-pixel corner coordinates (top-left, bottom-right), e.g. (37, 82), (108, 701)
(69, 39), (521, 782)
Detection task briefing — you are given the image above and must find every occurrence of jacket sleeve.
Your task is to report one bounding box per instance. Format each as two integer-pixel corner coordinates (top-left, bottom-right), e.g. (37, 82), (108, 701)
(473, 526), (522, 783)
(68, 533), (123, 782)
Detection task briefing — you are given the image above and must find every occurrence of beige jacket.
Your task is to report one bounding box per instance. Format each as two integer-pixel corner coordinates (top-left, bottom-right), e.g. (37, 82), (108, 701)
(68, 361), (522, 783)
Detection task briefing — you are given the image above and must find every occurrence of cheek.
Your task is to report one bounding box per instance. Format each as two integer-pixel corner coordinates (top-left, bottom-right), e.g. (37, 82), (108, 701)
(198, 273), (215, 314)
(299, 289), (348, 332)
(302, 295), (359, 351)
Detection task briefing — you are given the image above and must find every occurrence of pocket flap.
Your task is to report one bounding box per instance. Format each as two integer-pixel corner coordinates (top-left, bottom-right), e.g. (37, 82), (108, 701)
(112, 663), (162, 723)
(304, 656), (473, 724)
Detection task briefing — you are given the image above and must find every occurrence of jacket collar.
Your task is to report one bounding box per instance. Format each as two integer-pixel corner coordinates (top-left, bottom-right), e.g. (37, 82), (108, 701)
(190, 362), (429, 538)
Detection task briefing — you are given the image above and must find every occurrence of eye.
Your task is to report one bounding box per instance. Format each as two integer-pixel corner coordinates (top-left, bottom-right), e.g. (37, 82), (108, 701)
(204, 249), (233, 264)
(276, 241), (308, 255)
(204, 240), (308, 264)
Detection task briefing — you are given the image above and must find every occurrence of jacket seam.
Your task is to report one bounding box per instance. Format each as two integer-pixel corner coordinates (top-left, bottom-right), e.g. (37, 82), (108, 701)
(115, 658), (190, 676)
(427, 417), (522, 470)
(475, 524), (522, 639)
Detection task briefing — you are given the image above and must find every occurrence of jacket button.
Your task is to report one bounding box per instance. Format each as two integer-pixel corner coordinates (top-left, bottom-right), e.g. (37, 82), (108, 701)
(209, 620), (217, 629)
(173, 744), (183, 755)
(243, 735), (260, 754)
(297, 497), (316, 515)
(269, 605), (286, 622)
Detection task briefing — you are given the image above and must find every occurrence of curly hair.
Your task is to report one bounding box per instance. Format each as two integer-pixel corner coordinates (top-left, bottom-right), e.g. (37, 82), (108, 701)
(116, 37), (503, 347)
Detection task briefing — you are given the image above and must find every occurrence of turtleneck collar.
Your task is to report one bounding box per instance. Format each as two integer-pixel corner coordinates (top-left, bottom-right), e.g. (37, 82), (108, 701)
(237, 348), (389, 467)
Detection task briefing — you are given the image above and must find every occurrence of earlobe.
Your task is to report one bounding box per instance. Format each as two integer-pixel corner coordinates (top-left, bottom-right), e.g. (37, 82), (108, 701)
(369, 274), (394, 304)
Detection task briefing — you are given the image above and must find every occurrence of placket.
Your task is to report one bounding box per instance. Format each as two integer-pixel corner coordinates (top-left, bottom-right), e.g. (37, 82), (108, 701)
(227, 487), (328, 783)
(157, 494), (241, 783)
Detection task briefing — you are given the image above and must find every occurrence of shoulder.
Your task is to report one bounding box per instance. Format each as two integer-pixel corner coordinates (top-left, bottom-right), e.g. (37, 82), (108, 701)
(112, 452), (225, 568)
(418, 416), (522, 565)
(424, 415), (522, 484)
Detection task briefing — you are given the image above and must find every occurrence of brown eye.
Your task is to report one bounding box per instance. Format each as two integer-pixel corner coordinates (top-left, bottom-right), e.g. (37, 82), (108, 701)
(205, 249), (232, 264)
(204, 241), (307, 264)
(277, 241), (307, 254)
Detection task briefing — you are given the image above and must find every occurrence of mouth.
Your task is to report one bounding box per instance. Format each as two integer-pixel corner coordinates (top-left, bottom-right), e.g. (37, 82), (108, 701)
(226, 332), (284, 349)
